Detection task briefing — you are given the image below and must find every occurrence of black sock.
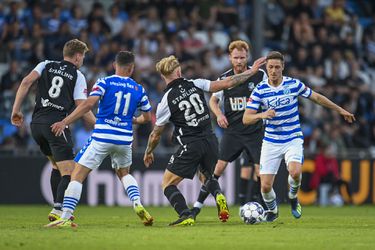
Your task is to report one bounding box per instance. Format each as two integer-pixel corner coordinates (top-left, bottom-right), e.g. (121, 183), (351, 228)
(205, 177), (222, 198)
(197, 185), (210, 204)
(238, 177), (249, 206)
(50, 169), (61, 204)
(55, 175), (71, 210)
(164, 185), (190, 217)
(213, 174), (221, 180)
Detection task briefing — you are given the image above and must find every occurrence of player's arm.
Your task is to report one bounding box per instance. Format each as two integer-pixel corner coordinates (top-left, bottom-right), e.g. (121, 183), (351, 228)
(309, 91), (355, 123)
(243, 108), (276, 125)
(144, 125), (165, 168)
(209, 57), (266, 92)
(75, 99), (96, 126)
(209, 94), (228, 128)
(51, 96), (100, 136)
(133, 111), (152, 125)
(11, 70), (40, 127)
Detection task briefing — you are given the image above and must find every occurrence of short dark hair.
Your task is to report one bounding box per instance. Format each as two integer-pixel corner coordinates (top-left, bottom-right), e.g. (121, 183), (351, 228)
(115, 51), (135, 66)
(266, 51), (284, 62)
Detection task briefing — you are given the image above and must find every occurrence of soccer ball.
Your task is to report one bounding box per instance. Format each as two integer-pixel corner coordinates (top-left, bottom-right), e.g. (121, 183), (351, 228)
(240, 202), (265, 224)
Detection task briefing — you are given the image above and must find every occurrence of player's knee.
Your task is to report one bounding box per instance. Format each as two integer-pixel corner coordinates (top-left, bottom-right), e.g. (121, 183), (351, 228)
(289, 169), (301, 180)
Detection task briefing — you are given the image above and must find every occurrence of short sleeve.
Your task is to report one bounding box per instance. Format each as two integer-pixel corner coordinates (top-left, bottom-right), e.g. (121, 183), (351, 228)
(33, 60), (52, 75)
(155, 90), (172, 126)
(212, 90), (223, 102)
(246, 88), (262, 110)
(297, 80), (312, 98)
(73, 71), (88, 100)
(90, 78), (107, 97)
(139, 87), (152, 112)
(191, 79), (211, 92)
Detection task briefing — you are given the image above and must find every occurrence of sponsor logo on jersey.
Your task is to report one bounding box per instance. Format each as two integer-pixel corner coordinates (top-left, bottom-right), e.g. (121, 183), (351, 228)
(104, 116), (128, 127)
(266, 96), (293, 108)
(283, 87), (291, 95)
(48, 68), (73, 80)
(59, 65), (67, 71)
(40, 97), (64, 110)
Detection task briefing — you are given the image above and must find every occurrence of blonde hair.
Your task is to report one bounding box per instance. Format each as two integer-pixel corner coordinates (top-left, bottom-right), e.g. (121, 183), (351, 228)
(228, 40), (250, 54)
(156, 55), (180, 76)
(63, 39), (89, 58)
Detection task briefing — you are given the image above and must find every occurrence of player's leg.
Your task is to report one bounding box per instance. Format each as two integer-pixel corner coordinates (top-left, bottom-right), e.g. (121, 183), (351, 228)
(45, 138), (105, 228)
(46, 155), (62, 221)
(259, 141), (282, 222)
(44, 126), (76, 220)
(30, 123), (67, 221)
(199, 135), (229, 222)
(244, 130), (266, 208)
(113, 144), (153, 226)
(260, 174), (278, 221)
(163, 144), (200, 226)
(162, 170), (194, 226)
(45, 163), (91, 228)
(285, 139), (304, 219)
(193, 159), (228, 215)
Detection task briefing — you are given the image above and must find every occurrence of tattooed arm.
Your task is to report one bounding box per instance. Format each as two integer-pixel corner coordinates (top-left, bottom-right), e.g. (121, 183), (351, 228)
(144, 125), (165, 167)
(209, 57), (266, 93)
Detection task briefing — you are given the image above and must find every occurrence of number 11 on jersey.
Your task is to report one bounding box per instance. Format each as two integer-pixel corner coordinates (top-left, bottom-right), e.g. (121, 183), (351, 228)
(114, 91), (131, 116)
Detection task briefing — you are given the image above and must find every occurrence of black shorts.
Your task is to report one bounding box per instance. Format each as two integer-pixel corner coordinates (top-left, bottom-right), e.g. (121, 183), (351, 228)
(219, 129), (263, 165)
(167, 135), (218, 179)
(30, 123), (74, 162)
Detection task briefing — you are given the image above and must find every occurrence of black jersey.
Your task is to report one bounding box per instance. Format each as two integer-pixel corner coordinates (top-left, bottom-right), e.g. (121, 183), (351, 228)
(214, 67), (267, 135)
(155, 77), (213, 145)
(31, 60), (87, 124)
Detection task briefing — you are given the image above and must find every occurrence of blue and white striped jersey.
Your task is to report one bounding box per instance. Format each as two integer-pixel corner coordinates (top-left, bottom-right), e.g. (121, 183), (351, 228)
(246, 76), (312, 144)
(89, 75), (151, 145)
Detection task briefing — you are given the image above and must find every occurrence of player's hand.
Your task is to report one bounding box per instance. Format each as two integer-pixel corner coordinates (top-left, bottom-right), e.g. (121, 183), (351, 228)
(339, 109), (355, 123)
(11, 111), (24, 127)
(144, 152), (154, 168)
(261, 109), (276, 119)
(250, 57), (267, 74)
(51, 121), (67, 136)
(217, 114), (229, 128)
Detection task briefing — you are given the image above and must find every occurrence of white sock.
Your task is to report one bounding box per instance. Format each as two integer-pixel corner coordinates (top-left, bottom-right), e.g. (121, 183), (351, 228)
(288, 174), (301, 199)
(61, 181), (82, 220)
(121, 174), (141, 208)
(194, 202), (204, 209)
(262, 189), (278, 213)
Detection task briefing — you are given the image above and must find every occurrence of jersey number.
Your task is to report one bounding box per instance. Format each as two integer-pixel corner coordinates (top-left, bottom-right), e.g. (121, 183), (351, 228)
(48, 76), (64, 98)
(178, 93), (204, 122)
(114, 91), (131, 116)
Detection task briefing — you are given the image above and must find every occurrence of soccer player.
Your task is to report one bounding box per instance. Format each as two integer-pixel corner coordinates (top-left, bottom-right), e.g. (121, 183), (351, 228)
(11, 39), (95, 221)
(143, 55), (266, 226)
(46, 51), (153, 228)
(243, 51), (355, 222)
(192, 40), (267, 219)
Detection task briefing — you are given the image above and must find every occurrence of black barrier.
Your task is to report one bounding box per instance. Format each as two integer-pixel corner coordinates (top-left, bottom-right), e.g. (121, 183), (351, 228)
(0, 155), (374, 205)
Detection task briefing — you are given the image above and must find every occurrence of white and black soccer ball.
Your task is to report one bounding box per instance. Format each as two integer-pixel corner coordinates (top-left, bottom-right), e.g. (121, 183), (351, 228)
(239, 202), (265, 224)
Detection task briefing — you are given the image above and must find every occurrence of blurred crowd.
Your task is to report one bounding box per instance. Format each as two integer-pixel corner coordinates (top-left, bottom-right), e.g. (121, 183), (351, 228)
(0, 0), (374, 158)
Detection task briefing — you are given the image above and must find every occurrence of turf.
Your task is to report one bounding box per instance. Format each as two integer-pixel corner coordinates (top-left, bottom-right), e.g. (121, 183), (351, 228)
(0, 205), (374, 250)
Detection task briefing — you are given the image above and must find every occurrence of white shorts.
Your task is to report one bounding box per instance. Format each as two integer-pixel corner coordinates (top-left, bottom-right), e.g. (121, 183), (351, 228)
(259, 138), (304, 175)
(74, 138), (132, 170)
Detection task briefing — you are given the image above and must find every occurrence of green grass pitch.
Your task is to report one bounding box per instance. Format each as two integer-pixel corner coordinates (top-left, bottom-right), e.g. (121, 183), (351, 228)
(0, 205), (374, 250)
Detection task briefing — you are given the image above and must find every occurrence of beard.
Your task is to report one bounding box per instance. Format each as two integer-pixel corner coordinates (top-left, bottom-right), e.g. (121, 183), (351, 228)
(234, 64), (246, 73)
